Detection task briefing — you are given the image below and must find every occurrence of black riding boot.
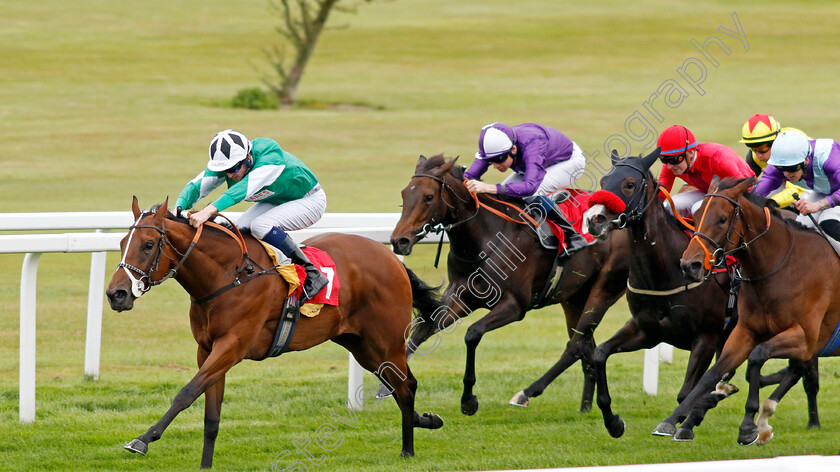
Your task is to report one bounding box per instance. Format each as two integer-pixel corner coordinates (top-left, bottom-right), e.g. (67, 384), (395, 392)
(526, 195), (590, 254)
(263, 227), (329, 302)
(818, 219), (840, 256)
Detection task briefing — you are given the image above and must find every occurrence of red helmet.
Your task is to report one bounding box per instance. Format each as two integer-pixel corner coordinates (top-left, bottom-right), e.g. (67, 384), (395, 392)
(657, 125), (698, 156)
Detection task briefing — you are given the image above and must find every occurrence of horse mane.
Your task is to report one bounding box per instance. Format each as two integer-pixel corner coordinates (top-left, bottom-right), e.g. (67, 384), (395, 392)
(714, 177), (813, 233)
(147, 204), (237, 232)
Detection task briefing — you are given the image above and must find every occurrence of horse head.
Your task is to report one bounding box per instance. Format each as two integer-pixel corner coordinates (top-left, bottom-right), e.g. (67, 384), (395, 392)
(391, 154), (462, 255)
(680, 176), (755, 282)
(106, 197), (174, 312)
(587, 147), (660, 238)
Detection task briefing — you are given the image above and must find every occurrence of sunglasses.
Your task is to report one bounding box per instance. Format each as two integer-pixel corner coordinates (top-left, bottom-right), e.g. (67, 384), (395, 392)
(486, 153), (509, 164)
(747, 142), (772, 154)
(777, 163), (804, 173)
(660, 153), (686, 166)
(224, 160), (246, 174)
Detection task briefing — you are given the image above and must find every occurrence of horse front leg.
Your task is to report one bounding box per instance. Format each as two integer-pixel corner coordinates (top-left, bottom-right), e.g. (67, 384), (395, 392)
(671, 335), (720, 441)
(200, 377), (226, 469)
(125, 336), (244, 465)
(593, 318), (656, 438)
(653, 324), (755, 438)
(461, 295), (522, 416)
(736, 325), (810, 446)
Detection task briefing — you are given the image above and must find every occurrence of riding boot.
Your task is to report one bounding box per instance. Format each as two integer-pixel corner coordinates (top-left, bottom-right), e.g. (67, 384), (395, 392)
(262, 227), (329, 302)
(526, 195), (590, 254)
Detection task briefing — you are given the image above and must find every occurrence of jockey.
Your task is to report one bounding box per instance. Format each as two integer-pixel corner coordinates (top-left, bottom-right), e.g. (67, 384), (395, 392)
(754, 130), (840, 244)
(657, 124), (754, 218)
(175, 129), (328, 301)
(739, 113), (809, 209)
(463, 122), (589, 253)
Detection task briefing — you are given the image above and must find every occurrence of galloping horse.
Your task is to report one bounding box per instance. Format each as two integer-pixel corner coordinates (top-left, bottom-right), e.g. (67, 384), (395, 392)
(105, 197), (443, 469)
(663, 176), (831, 445)
(586, 148), (742, 439)
(390, 154), (630, 416)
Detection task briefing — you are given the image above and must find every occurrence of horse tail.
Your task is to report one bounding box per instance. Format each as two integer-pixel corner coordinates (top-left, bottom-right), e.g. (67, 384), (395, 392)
(402, 264), (443, 324)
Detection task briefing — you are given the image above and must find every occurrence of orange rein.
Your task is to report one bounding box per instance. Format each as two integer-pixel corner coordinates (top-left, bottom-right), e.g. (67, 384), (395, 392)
(690, 194), (771, 271)
(463, 179), (540, 228)
(658, 186), (695, 232)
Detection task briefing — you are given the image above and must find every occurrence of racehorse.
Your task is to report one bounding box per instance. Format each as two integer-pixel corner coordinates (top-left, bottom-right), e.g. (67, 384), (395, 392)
(105, 197), (444, 469)
(585, 148), (744, 439)
(662, 176), (831, 445)
(390, 154), (630, 416)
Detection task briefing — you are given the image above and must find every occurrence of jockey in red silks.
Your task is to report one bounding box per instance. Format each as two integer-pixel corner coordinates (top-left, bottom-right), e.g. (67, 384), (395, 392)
(657, 124), (754, 218)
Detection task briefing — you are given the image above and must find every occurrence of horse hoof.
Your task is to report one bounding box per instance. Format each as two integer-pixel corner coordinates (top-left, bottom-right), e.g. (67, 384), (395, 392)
(738, 430), (758, 446)
(757, 427), (774, 445)
(509, 391), (530, 407)
(421, 412), (444, 429)
(607, 416), (625, 438)
(124, 438), (148, 455)
(714, 381), (740, 397)
(580, 400), (592, 413)
(673, 428), (694, 442)
(460, 395), (479, 416)
(808, 422), (821, 430)
(652, 422), (676, 437)
(374, 383), (393, 399)
(400, 450), (415, 458)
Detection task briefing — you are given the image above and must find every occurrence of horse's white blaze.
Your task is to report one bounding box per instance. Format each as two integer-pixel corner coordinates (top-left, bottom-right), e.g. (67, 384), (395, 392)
(120, 215), (148, 298)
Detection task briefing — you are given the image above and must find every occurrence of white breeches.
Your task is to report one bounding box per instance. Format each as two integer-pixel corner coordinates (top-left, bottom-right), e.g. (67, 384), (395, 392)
(502, 142), (587, 197)
(236, 185), (327, 239)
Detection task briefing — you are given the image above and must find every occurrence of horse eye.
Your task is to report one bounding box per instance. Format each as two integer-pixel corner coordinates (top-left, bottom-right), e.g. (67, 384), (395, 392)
(143, 241), (155, 252)
(424, 194), (434, 202)
(718, 216), (728, 224)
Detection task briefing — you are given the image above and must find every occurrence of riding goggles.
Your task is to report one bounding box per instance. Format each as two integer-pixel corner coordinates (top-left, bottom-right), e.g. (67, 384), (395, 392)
(660, 153), (686, 166)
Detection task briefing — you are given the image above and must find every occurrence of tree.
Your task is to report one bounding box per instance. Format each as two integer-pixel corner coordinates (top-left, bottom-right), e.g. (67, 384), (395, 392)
(261, 0), (370, 105)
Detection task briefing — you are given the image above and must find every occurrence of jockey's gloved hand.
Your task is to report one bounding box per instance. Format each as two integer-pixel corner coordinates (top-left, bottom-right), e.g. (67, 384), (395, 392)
(175, 206), (184, 218)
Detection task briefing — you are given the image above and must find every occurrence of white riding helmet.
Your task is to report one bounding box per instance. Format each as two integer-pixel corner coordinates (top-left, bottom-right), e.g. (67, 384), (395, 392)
(476, 123), (516, 159)
(767, 130), (811, 167)
(207, 129), (252, 172)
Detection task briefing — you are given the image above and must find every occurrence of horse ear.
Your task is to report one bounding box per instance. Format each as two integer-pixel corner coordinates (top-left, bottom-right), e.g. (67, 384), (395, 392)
(132, 196), (141, 219)
(733, 176), (756, 196)
(439, 156), (458, 174)
(415, 155), (427, 171)
(610, 149), (621, 164)
(709, 175), (721, 193)
(640, 147), (661, 170)
(155, 197), (169, 222)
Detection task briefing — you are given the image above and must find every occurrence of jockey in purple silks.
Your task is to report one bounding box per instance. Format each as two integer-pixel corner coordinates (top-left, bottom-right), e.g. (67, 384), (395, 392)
(464, 122), (589, 254)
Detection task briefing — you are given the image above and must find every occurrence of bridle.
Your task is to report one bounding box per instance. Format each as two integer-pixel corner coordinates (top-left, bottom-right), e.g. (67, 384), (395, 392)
(606, 162), (661, 228)
(117, 212), (251, 298)
(689, 191), (791, 282)
(410, 172), (479, 238)
(117, 212), (202, 297)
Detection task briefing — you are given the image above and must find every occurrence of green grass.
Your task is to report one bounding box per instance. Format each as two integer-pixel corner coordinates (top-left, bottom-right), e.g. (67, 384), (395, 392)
(2, 0), (840, 470)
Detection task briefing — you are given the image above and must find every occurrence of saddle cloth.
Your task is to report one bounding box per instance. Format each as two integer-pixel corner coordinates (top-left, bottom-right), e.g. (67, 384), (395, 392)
(546, 189), (596, 250)
(257, 242), (341, 317)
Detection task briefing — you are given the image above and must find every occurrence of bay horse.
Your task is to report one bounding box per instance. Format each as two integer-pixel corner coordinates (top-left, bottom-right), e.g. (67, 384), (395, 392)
(390, 154), (630, 416)
(662, 176), (830, 445)
(585, 148), (743, 439)
(105, 197), (443, 469)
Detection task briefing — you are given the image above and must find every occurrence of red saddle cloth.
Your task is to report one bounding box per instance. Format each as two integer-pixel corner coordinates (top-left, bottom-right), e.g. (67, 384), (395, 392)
(545, 189), (596, 249)
(293, 247), (340, 306)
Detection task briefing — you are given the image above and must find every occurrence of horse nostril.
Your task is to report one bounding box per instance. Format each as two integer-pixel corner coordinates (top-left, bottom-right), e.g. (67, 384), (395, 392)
(109, 289), (127, 303)
(391, 237), (412, 255)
